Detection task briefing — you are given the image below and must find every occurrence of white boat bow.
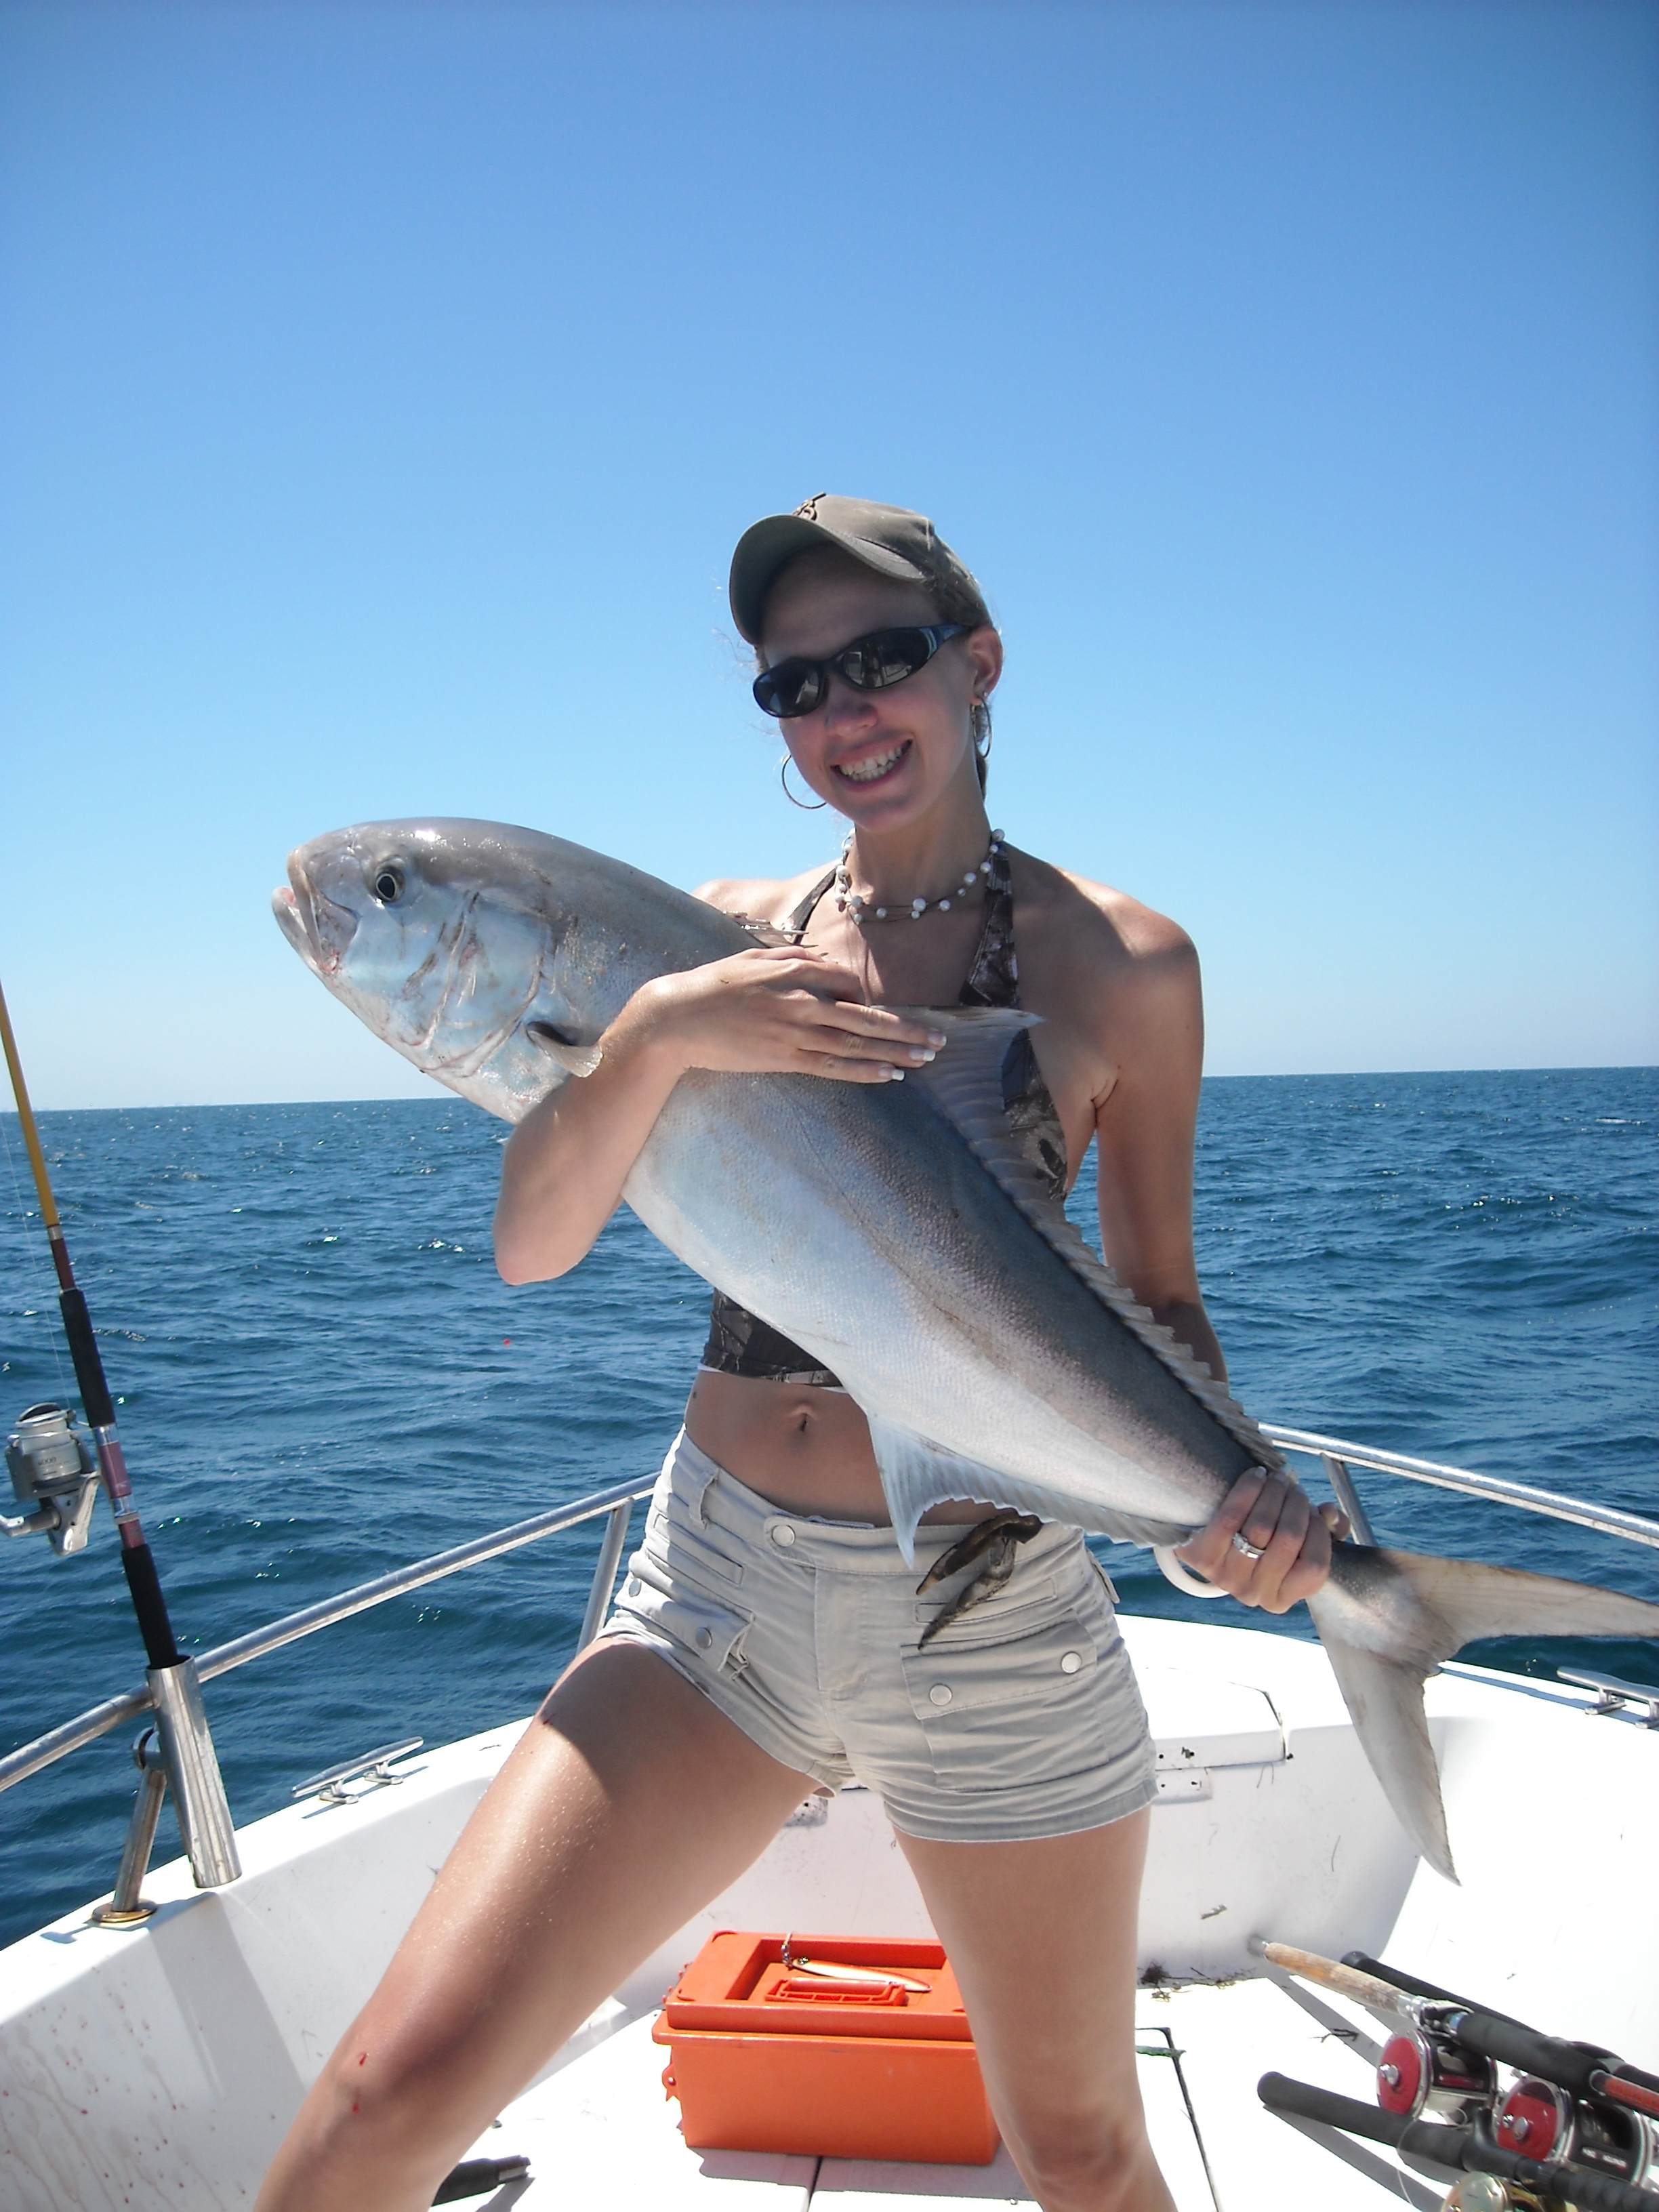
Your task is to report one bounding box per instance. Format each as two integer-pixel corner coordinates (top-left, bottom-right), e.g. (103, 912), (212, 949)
(3, 1435), (1656, 2211)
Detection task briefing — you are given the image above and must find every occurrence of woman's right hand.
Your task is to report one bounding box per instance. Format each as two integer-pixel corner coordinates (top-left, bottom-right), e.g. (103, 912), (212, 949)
(495, 949), (946, 1284)
(627, 945), (947, 1084)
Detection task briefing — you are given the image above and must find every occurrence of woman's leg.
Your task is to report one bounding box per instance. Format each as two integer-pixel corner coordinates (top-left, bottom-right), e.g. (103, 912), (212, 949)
(897, 1810), (1175, 2212)
(256, 1642), (813, 2212)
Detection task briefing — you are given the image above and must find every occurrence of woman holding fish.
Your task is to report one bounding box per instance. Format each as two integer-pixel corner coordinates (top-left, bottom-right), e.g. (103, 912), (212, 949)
(259, 498), (1349, 2212)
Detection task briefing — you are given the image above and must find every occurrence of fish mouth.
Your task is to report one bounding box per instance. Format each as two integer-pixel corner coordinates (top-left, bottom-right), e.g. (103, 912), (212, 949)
(272, 858), (357, 977)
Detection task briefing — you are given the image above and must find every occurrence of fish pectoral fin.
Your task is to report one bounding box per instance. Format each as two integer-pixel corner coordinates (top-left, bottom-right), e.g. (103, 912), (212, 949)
(524, 1021), (605, 1078)
(1310, 1546), (1659, 1887)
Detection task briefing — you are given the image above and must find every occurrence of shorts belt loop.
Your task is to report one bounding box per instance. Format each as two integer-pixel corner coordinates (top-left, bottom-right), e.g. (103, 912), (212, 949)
(673, 1436), (720, 1528)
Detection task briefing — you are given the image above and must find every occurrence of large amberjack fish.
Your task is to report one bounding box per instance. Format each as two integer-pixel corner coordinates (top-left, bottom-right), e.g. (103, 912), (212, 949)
(275, 819), (1659, 1879)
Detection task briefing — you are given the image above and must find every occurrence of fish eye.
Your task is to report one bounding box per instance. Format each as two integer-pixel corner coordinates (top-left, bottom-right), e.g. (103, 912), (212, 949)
(372, 863), (406, 905)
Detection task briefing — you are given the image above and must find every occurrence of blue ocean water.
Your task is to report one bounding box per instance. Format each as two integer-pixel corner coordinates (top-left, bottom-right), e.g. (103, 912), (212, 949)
(1, 1068), (1654, 1950)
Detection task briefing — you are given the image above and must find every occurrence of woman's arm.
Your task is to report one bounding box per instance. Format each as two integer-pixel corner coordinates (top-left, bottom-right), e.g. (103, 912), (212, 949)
(1088, 922), (1344, 1612)
(493, 946), (947, 1284)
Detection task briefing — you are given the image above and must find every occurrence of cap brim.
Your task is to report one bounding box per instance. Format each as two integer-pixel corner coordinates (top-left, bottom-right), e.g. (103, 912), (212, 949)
(729, 515), (930, 645)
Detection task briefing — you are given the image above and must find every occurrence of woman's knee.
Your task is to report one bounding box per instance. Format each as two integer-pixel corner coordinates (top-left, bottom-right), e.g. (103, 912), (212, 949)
(305, 2010), (480, 2169)
(1003, 2102), (1169, 2212)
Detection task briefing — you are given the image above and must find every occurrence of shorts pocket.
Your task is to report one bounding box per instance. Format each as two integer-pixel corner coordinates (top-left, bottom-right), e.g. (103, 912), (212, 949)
(909, 1569), (1057, 1633)
(615, 1549), (752, 1671)
(899, 1611), (1111, 1790)
(644, 1501), (747, 1592)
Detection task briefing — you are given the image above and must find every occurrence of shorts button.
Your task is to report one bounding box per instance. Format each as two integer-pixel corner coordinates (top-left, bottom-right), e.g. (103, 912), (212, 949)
(1060, 1651), (1082, 1675)
(928, 1684), (953, 1707)
(695, 1626), (714, 1651)
(626, 1578), (641, 1597)
(771, 1523), (797, 1548)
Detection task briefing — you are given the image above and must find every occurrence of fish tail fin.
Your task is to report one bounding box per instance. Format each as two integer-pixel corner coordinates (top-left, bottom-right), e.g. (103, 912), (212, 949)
(1309, 1547), (1659, 1886)
(1305, 1625), (1458, 1881)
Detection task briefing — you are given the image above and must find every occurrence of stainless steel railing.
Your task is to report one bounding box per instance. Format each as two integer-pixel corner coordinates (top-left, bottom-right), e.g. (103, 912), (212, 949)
(4, 1427), (1656, 1806)
(0, 1474), (654, 1798)
(1262, 1425), (1659, 1552)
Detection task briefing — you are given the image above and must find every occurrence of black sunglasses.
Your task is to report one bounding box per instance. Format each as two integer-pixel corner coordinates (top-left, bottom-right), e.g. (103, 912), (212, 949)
(752, 623), (967, 720)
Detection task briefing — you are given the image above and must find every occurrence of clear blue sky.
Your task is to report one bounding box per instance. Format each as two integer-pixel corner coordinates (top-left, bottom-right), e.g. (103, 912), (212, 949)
(2, 0), (1654, 1109)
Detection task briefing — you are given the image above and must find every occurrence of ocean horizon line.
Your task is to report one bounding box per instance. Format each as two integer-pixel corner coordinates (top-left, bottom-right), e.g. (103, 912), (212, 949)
(4, 1061), (1656, 1120)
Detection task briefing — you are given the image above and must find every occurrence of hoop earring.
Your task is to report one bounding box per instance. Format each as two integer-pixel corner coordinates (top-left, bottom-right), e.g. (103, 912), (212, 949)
(780, 754), (828, 811)
(971, 700), (993, 760)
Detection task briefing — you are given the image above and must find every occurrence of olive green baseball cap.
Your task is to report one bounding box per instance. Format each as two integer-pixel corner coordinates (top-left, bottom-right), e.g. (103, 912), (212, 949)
(729, 493), (991, 646)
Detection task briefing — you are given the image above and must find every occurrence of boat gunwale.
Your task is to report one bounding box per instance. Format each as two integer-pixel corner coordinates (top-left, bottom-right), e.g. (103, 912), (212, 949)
(2, 1427), (1656, 1801)
(0, 1475), (654, 1796)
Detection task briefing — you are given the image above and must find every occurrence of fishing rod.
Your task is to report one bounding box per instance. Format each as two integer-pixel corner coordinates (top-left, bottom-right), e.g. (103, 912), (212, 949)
(1255, 1939), (1659, 2199)
(1257, 2072), (1658, 2212)
(1256, 1942), (1659, 2127)
(1, 977), (239, 1891)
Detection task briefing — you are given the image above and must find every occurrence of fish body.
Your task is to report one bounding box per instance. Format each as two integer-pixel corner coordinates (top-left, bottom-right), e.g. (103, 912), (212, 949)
(275, 818), (1659, 1879)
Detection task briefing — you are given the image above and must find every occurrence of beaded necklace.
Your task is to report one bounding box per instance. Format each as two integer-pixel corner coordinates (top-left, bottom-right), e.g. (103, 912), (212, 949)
(833, 828), (1005, 924)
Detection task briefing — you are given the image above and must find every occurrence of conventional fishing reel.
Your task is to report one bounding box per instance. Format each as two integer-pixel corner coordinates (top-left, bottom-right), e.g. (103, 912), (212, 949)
(1376, 2034), (1659, 2198)
(1256, 1940), (1659, 2211)
(3, 1402), (100, 1556)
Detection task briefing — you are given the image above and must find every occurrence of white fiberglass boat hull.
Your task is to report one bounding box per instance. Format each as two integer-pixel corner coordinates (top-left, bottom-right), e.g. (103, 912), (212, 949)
(3, 1614), (1656, 2211)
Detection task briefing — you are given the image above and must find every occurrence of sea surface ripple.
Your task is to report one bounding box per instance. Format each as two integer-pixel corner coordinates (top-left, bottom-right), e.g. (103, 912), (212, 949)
(1, 1067), (1654, 1947)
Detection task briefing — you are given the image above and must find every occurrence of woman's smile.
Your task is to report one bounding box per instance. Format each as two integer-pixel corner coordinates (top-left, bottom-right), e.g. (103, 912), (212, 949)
(832, 737), (912, 787)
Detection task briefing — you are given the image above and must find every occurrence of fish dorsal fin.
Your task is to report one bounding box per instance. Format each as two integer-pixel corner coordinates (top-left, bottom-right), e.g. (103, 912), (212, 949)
(906, 1008), (1284, 1476)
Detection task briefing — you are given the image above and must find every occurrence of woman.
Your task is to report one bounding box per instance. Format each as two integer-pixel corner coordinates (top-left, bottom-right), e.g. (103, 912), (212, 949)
(258, 497), (1345, 2212)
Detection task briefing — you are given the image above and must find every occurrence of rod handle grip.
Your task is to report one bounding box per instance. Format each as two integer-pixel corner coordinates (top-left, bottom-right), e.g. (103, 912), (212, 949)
(1447, 2010), (1612, 2099)
(123, 1543), (182, 1668)
(1256, 1941), (1406, 2016)
(58, 1286), (117, 1429)
(1256, 2072), (1467, 2163)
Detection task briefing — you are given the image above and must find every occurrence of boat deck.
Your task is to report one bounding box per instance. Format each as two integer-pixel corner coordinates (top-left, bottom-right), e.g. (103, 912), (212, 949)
(5, 1613), (1658, 2210)
(470, 1969), (1431, 2211)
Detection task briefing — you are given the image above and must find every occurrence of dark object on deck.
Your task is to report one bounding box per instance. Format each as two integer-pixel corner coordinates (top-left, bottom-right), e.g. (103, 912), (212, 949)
(432, 2153), (531, 2203)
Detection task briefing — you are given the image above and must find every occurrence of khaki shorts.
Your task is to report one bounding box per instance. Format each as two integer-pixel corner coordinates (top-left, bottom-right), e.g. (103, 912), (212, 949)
(598, 1430), (1155, 1845)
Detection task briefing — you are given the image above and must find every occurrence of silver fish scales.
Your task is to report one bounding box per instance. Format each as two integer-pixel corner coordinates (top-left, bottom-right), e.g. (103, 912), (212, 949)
(275, 817), (1659, 1881)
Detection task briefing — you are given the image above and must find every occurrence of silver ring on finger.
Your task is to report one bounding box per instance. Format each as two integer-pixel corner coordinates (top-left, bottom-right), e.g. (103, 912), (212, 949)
(1231, 1532), (1265, 1562)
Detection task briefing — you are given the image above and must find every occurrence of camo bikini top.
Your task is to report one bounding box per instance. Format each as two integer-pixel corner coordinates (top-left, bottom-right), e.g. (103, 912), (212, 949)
(699, 839), (1068, 1391)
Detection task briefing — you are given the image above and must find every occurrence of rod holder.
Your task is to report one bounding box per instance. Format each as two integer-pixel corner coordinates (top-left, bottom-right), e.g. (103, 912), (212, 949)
(90, 1729), (167, 1927)
(148, 1658), (241, 1888)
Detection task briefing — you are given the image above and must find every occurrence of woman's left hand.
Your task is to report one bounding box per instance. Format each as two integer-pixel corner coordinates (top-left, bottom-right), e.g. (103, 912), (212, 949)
(1174, 1470), (1351, 1613)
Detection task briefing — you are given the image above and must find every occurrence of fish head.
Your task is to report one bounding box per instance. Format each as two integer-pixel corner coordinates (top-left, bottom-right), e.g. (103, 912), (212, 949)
(274, 817), (745, 1120)
(274, 819), (611, 1120)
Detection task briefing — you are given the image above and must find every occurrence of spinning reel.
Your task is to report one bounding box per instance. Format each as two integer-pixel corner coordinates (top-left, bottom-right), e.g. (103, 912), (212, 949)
(3, 1401), (100, 1556)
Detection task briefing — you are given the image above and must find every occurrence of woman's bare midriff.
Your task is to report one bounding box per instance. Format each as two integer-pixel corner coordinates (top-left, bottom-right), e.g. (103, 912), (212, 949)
(683, 1368), (996, 1526)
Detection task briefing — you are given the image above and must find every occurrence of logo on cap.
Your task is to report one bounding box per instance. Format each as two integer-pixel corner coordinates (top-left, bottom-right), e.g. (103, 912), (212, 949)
(794, 493), (828, 522)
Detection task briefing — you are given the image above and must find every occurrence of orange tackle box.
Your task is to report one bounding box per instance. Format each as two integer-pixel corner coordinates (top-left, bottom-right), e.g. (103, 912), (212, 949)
(652, 1930), (1000, 2166)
